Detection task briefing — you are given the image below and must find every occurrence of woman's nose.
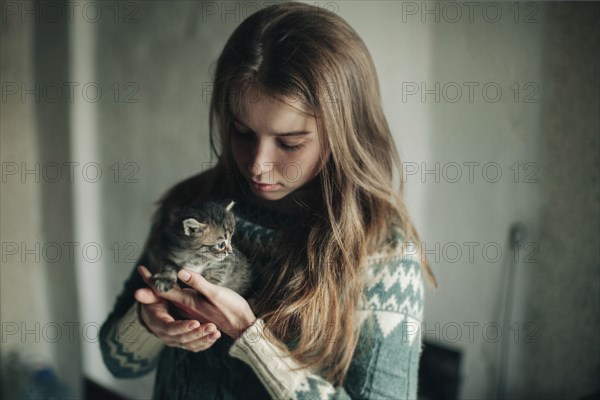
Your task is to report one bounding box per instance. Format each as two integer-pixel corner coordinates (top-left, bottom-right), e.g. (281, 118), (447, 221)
(247, 141), (275, 179)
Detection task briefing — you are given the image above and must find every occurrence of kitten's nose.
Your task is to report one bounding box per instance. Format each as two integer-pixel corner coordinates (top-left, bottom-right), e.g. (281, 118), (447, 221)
(226, 243), (232, 254)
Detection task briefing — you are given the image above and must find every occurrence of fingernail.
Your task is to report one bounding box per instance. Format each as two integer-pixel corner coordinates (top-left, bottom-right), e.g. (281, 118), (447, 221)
(188, 321), (199, 330)
(179, 270), (191, 281)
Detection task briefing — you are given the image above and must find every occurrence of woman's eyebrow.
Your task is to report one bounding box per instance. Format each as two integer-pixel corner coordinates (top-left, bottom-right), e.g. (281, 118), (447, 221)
(231, 116), (312, 136)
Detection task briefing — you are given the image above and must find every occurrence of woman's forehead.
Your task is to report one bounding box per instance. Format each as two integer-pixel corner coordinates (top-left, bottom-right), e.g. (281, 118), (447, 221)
(229, 84), (311, 116)
(228, 87), (316, 132)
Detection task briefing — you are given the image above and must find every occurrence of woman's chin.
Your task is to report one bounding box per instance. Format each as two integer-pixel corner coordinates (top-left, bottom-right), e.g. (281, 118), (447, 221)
(251, 190), (288, 202)
(248, 184), (288, 201)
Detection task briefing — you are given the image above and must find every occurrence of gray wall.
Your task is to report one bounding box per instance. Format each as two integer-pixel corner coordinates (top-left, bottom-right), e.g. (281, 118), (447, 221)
(521, 4), (599, 397)
(1, 1), (598, 399)
(419, 2), (599, 398)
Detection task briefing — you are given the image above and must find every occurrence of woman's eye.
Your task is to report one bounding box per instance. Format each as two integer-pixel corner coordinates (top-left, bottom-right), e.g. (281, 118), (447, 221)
(278, 141), (305, 152)
(232, 128), (254, 139)
(232, 125), (304, 152)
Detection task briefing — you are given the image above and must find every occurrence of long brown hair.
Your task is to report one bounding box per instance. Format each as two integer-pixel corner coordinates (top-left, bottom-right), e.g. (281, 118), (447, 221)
(208, 2), (438, 385)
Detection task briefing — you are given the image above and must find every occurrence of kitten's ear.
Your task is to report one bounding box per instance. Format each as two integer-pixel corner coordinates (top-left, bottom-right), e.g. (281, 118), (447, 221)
(182, 218), (208, 236)
(225, 201), (235, 211)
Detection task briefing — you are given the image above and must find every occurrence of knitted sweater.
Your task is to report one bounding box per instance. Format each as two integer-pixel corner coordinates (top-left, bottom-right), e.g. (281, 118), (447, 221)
(99, 194), (425, 400)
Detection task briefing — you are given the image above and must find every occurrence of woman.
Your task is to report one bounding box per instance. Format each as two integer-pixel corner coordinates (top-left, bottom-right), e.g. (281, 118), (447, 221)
(99, 3), (438, 399)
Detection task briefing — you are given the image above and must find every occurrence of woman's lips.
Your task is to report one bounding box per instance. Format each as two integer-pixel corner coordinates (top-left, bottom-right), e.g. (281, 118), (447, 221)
(250, 180), (280, 192)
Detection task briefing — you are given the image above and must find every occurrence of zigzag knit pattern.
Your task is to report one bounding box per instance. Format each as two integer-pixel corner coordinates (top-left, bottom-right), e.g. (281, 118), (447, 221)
(99, 199), (424, 400)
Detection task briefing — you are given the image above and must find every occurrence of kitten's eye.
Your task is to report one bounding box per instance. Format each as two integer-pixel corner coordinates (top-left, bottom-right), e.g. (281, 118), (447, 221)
(216, 241), (226, 250)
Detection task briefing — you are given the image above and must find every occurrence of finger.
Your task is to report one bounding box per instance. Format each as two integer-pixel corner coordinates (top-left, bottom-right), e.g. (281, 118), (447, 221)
(163, 319), (200, 336)
(207, 330), (221, 340)
(137, 265), (154, 287)
(183, 331), (221, 352)
(138, 265), (184, 300)
(190, 336), (220, 353)
(153, 285), (204, 313)
(182, 338), (217, 352)
(138, 265), (162, 294)
(174, 323), (219, 344)
(135, 287), (161, 304)
(137, 300), (178, 327)
(178, 269), (218, 301)
(138, 264), (152, 277)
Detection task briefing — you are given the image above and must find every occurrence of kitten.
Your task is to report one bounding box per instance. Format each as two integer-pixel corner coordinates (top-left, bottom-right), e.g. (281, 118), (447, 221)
(147, 200), (252, 296)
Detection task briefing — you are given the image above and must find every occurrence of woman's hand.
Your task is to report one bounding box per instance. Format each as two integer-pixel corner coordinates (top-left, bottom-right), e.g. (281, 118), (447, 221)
(137, 265), (257, 340)
(134, 268), (222, 352)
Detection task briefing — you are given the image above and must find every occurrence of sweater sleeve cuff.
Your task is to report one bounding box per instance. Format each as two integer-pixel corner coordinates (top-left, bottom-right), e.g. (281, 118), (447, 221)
(228, 318), (306, 398)
(110, 304), (165, 361)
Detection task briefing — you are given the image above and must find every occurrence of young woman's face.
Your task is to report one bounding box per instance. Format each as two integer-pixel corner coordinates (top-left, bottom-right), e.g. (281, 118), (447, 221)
(230, 86), (324, 202)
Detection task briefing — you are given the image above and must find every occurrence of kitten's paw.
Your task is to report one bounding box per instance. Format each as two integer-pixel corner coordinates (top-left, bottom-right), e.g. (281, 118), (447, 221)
(153, 277), (175, 293)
